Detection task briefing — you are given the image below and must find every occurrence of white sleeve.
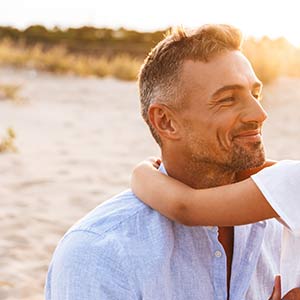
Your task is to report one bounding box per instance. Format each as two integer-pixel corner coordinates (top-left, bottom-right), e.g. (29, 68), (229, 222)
(251, 160), (300, 232)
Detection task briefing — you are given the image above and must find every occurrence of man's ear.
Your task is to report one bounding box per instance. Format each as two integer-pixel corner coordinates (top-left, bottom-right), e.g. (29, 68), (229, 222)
(148, 103), (181, 141)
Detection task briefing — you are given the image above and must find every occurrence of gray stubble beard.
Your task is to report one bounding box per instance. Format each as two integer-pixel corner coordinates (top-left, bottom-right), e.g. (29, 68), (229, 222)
(227, 141), (266, 172)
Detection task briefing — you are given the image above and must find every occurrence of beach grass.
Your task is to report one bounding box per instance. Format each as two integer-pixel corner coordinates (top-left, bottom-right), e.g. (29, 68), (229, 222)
(0, 36), (299, 83)
(0, 38), (141, 81)
(0, 83), (22, 101)
(0, 127), (17, 153)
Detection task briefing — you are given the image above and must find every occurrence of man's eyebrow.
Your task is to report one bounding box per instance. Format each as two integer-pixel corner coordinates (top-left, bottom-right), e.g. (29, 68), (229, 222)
(212, 82), (263, 99)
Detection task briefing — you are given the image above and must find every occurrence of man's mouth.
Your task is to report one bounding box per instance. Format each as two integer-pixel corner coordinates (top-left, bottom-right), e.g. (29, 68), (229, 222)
(233, 130), (262, 142)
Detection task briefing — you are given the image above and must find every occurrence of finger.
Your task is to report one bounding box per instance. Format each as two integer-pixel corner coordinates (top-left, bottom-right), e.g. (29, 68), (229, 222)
(146, 156), (161, 168)
(155, 158), (162, 164)
(269, 275), (281, 300)
(154, 158), (161, 168)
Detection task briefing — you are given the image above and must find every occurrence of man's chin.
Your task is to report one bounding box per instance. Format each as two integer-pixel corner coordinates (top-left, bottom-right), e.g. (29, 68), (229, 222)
(245, 156), (266, 170)
(229, 142), (266, 172)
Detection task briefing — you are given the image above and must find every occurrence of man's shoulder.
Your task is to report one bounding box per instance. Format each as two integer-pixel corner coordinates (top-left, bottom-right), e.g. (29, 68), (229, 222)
(46, 190), (150, 299)
(49, 189), (171, 272)
(56, 189), (172, 256)
(66, 189), (155, 237)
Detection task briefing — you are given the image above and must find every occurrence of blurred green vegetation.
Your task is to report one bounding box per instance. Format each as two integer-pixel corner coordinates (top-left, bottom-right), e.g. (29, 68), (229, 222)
(0, 25), (299, 83)
(0, 25), (166, 58)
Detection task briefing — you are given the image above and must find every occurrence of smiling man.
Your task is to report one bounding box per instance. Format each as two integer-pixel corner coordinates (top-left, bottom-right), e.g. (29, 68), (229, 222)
(138, 25), (274, 298)
(46, 24), (295, 299)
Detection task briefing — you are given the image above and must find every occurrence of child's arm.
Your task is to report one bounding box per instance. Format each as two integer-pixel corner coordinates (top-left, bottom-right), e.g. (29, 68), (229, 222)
(131, 158), (279, 226)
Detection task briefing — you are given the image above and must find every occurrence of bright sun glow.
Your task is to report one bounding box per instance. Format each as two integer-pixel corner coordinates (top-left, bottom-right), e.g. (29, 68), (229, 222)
(1, 0), (300, 47)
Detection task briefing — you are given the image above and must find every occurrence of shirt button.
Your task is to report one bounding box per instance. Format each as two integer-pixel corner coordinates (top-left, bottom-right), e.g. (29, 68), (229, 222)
(215, 250), (222, 258)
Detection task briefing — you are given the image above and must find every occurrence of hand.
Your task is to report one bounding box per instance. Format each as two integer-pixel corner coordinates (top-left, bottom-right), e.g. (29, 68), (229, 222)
(131, 157), (161, 195)
(268, 275), (300, 300)
(282, 288), (300, 300)
(134, 157), (161, 171)
(147, 157), (161, 169)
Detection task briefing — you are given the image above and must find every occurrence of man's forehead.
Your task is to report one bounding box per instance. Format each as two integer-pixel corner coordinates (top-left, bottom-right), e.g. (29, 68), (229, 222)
(181, 51), (259, 94)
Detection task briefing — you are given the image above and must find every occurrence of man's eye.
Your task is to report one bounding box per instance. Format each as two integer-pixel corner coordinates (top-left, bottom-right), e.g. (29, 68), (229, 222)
(219, 97), (235, 104)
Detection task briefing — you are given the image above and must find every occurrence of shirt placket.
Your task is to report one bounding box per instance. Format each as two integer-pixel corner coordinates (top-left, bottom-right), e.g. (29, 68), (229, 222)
(229, 222), (267, 300)
(206, 226), (228, 300)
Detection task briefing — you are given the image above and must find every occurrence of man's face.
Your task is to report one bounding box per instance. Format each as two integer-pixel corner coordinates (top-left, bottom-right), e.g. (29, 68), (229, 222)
(177, 50), (267, 172)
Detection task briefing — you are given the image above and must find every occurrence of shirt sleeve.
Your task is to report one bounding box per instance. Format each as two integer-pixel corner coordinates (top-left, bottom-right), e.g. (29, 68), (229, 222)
(251, 160), (300, 232)
(45, 230), (138, 300)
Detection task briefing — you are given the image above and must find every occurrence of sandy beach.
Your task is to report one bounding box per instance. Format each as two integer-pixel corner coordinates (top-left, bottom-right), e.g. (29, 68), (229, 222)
(0, 67), (299, 300)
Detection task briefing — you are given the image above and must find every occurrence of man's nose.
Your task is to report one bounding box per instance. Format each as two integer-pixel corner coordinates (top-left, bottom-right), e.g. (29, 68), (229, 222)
(241, 96), (268, 124)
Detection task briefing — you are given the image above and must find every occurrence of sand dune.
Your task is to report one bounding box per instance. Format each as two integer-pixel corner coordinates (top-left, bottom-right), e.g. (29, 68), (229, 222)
(0, 67), (299, 300)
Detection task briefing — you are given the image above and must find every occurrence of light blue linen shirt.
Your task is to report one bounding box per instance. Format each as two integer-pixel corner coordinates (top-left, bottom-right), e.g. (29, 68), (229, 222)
(45, 167), (282, 300)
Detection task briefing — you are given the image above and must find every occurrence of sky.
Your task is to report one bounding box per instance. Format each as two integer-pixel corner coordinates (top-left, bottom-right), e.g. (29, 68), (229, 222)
(1, 0), (300, 46)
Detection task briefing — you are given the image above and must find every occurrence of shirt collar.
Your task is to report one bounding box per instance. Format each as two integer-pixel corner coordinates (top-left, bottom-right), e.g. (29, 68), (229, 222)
(158, 162), (168, 175)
